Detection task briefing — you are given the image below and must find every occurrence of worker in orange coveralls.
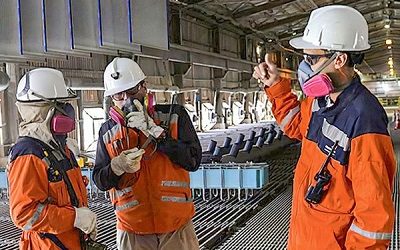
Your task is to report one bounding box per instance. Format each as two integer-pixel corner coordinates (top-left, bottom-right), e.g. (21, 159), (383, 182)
(93, 57), (202, 250)
(253, 5), (396, 250)
(8, 68), (97, 249)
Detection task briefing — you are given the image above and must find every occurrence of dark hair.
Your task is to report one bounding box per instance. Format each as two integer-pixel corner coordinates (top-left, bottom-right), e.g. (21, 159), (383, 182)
(344, 52), (364, 67)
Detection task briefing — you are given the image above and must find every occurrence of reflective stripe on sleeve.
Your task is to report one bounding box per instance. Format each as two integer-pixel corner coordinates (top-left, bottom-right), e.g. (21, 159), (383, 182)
(22, 203), (46, 231)
(350, 223), (392, 240)
(280, 105), (300, 130)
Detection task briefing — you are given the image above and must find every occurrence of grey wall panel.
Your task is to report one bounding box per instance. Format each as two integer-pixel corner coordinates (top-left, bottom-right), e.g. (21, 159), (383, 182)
(181, 19), (212, 52)
(139, 58), (166, 77)
(0, 1), (21, 56)
(220, 31), (239, 58)
(192, 52), (226, 69)
(71, 0), (102, 52)
(132, 0), (168, 50)
(20, 1), (45, 56)
(44, 0), (73, 53)
(99, 0), (133, 51)
(227, 60), (253, 73)
(225, 71), (240, 82)
(169, 47), (189, 63)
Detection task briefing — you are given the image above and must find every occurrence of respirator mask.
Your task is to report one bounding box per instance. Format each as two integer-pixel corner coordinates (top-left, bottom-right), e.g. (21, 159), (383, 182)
(109, 92), (155, 125)
(297, 53), (338, 97)
(51, 102), (76, 135)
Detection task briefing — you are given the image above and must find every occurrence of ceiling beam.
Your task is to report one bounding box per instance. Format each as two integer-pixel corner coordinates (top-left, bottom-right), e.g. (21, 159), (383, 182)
(278, 29), (304, 40)
(366, 53), (400, 60)
(361, 5), (384, 16)
(369, 34), (400, 41)
(183, 4), (277, 40)
(361, 4), (400, 16)
(256, 13), (309, 31)
(233, 0), (295, 19)
(369, 28), (400, 37)
(367, 46), (397, 53)
(234, 0), (368, 23)
(365, 58), (397, 64)
(181, 0), (210, 4)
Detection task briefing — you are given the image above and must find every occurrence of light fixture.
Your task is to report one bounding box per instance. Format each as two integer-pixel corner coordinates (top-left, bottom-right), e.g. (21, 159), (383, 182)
(388, 60), (393, 66)
(388, 46), (392, 49)
(292, 32), (297, 35)
(384, 19), (391, 29)
(386, 39), (393, 45)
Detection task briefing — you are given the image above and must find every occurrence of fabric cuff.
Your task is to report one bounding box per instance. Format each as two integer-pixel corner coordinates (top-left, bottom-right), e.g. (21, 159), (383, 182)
(264, 78), (292, 98)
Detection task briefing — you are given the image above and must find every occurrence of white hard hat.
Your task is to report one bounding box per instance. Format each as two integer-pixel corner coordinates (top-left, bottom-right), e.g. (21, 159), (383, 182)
(103, 57), (146, 97)
(290, 5), (370, 51)
(17, 68), (76, 102)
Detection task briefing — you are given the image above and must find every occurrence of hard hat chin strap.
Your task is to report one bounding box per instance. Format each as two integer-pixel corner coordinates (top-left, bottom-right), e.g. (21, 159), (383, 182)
(25, 90), (69, 117)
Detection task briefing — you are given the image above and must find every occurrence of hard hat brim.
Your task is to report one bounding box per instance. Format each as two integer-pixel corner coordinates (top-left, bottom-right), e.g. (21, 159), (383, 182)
(16, 89), (78, 102)
(289, 36), (371, 51)
(104, 76), (146, 97)
(289, 37), (322, 50)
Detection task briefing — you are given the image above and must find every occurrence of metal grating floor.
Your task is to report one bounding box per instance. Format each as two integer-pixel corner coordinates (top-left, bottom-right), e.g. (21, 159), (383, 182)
(217, 187), (292, 250)
(390, 146), (400, 250)
(218, 150), (400, 250)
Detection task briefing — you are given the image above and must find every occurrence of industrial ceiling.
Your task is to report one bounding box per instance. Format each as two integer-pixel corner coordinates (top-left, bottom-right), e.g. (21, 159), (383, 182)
(172, 0), (400, 79)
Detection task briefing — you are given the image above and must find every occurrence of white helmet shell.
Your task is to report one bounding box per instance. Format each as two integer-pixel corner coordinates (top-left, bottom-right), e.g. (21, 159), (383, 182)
(290, 5), (370, 51)
(16, 68), (74, 102)
(103, 57), (146, 97)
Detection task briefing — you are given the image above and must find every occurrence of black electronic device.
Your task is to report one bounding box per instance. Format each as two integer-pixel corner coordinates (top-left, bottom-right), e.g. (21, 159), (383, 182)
(305, 141), (339, 204)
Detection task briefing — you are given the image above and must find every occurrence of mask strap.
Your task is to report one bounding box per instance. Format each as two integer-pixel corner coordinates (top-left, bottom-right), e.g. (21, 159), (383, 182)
(310, 52), (339, 77)
(28, 90), (69, 116)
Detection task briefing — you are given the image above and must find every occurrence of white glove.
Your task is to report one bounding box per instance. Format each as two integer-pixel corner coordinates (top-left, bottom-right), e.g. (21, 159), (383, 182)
(66, 138), (80, 157)
(110, 147), (145, 176)
(74, 207), (97, 240)
(126, 99), (164, 138)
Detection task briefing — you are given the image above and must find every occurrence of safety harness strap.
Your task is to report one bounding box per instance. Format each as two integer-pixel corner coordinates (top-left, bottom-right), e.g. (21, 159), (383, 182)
(40, 233), (68, 250)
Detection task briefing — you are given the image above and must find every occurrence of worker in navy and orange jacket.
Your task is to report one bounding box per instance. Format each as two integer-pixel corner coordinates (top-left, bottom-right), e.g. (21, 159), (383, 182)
(7, 68), (97, 249)
(253, 5), (396, 250)
(93, 57), (202, 250)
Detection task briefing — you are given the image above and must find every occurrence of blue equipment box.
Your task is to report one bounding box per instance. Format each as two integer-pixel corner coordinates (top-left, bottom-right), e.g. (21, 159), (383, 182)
(0, 163), (269, 191)
(0, 169), (6, 189)
(189, 163), (269, 189)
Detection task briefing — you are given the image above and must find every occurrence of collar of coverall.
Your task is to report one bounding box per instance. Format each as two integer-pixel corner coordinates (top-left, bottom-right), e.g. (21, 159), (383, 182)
(316, 75), (361, 116)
